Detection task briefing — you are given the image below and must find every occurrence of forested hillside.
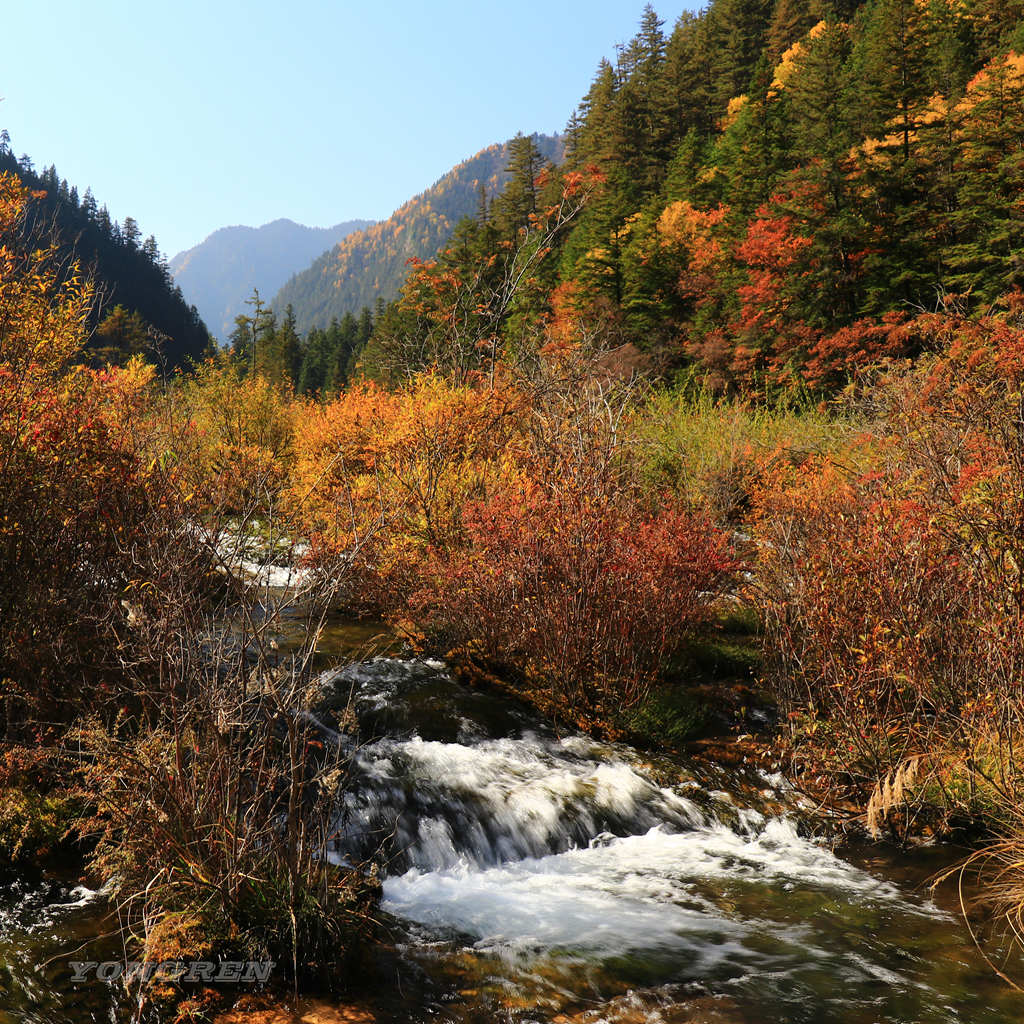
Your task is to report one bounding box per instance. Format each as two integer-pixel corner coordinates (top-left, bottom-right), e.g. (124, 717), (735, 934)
(367, 0), (1024, 390)
(0, 134), (210, 368)
(170, 217), (372, 340)
(273, 133), (564, 334)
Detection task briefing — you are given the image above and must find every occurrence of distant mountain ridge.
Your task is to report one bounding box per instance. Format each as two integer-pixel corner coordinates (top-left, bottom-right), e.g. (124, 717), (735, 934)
(170, 217), (372, 340)
(273, 133), (565, 335)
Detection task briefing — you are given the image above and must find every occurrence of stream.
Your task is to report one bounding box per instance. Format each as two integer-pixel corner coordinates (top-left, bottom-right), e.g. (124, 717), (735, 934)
(4, 629), (1024, 1023)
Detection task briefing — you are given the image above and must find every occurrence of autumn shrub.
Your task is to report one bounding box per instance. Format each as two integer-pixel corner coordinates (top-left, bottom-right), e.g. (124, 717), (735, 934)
(0, 171), (92, 376)
(0, 287), (207, 740)
(757, 456), (989, 786)
(77, 666), (377, 999)
(291, 342), (744, 711)
(418, 483), (736, 710)
(1, 169), (374, 1001)
(171, 356), (298, 514)
(0, 745), (82, 872)
(0, 171), (213, 740)
(44, 414), (383, 1005)
(755, 303), (1024, 830)
(289, 373), (523, 610)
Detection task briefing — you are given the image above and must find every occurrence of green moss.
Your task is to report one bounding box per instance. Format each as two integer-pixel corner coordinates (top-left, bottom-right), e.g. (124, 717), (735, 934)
(684, 633), (761, 682)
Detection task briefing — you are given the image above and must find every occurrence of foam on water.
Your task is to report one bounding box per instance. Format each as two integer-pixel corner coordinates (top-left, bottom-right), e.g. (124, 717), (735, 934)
(313, 658), (985, 1020)
(382, 819), (923, 960)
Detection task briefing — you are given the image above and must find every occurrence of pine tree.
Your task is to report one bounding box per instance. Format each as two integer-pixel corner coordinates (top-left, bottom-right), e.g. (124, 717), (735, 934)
(787, 19), (854, 212)
(81, 188), (97, 221)
(91, 304), (150, 362)
(275, 304), (302, 385)
(663, 130), (714, 203)
(632, 6), (674, 190)
(718, 66), (787, 219)
(121, 216), (141, 250)
(571, 59), (619, 168)
(493, 134), (544, 239)
(297, 327), (328, 395)
(766, 0), (816, 64)
(709, 0), (776, 115)
(849, 0), (930, 161)
(968, 0), (1024, 61)
(947, 53), (1024, 302)
(664, 13), (718, 139)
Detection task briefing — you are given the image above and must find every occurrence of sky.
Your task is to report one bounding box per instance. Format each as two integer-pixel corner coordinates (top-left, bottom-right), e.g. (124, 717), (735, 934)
(3, 1), (693, 260)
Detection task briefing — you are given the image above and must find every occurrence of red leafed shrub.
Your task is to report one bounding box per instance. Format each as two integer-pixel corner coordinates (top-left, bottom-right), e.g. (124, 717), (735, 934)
(755, 304), (1024, 817)
(0, 364), (202, 739)
(757, 459), (988, 777)
(416, 485), (737, 708)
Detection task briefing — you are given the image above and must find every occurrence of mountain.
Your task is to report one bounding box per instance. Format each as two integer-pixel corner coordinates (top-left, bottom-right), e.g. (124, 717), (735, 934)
(170, 218), (372, 340)
(0, 140), (210, 368)
(272, 133), (565, 335)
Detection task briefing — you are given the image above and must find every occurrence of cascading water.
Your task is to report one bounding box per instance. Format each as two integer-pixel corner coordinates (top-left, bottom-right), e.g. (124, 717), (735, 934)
(309, 657), (1024, 1024)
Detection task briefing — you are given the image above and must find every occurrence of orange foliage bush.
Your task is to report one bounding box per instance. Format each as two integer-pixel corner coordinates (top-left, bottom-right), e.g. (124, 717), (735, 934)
(173, 358), (297, 514)
(290, 352), (739, 706)
(0, 360), (197, 739)
(0, 172), (206, 740)
(0, 172), (93, 376)
(289, 373), (523, 607)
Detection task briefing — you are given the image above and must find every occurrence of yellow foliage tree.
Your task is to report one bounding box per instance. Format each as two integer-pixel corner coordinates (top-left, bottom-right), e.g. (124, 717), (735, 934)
(0, 172), (93, 378)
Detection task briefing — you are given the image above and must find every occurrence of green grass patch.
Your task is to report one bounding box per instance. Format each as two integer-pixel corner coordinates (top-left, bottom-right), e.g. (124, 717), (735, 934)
(622, 686), (712, 748)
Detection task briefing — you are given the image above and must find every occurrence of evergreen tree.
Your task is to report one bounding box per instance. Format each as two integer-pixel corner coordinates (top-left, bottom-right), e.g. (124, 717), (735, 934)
(571, 59), (620, 168)
(849, 0), (929, 161)
(297, 327), (329, 395)
(91, 305), (150, 362)
(709, 0), (776, 114)
(0, 139), (211, 367)
(81, 187), (97, 221)
(274, 304), (302, 386)
(664, 13), (718, 139)
(121, 215), (141, 249)
(946, 53), (1024, 301)
(493, 134), (544, 239)
(787, 19), (854, 212)
(766, 0), (817, 64)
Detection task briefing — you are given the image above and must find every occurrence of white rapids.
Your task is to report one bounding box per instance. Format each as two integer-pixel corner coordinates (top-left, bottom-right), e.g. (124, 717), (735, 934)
(382, 819), (912, 960)
(317, 659), (941, 977)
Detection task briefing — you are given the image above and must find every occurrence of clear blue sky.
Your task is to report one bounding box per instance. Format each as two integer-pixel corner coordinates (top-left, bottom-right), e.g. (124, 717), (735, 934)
(3, 1), (693, 260)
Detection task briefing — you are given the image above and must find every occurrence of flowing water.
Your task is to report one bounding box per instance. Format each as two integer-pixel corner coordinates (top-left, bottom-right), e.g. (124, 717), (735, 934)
(310, 656), (1024, 1023)
(5, 643), (1024, 1022)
